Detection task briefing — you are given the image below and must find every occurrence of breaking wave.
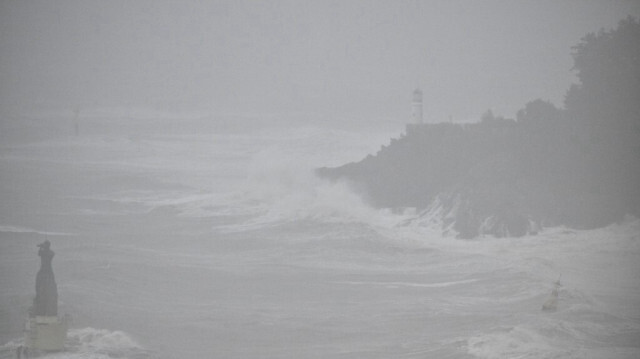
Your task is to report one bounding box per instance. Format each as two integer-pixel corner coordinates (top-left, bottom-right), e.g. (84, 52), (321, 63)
(229, 146), (411, 229)
(0, 225), (72, 236)
(0, 327), (152, 359)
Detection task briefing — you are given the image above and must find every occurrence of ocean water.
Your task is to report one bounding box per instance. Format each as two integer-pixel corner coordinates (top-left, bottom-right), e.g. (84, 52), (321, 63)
(1, 114), (639, 358)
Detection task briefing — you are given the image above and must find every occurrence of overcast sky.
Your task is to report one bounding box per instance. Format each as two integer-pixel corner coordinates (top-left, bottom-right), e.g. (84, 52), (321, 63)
(1, 0), (639, 122)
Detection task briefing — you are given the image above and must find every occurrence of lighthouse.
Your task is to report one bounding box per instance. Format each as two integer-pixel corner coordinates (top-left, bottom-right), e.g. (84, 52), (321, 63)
(411, 88), (423, 124)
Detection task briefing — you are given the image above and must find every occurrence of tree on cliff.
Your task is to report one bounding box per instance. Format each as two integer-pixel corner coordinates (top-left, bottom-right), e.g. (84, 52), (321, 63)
(517, 99), (562, 132)
(565, 16), (640, 132)
(564, 16), (640, 220)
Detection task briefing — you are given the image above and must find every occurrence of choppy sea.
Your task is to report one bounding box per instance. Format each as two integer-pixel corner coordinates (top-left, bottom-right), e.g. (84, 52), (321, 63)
(1, 113), (639, 358)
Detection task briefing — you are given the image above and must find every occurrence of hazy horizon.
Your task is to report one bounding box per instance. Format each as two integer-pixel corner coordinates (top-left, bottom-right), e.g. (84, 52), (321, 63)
(2, 3), (640, 357)
(1, 0), (640, 122)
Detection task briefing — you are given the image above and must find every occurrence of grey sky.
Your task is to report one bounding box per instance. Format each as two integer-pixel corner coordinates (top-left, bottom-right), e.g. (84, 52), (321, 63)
(1, 0), (639, 122)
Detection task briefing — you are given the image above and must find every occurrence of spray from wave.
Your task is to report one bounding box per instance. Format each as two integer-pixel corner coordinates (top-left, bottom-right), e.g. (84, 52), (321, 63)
(231, 146), (410, 229)
(0, 327), (151, 359)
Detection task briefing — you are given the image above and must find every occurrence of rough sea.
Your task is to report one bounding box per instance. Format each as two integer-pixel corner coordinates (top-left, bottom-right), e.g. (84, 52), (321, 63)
(1, 113), (639, 358)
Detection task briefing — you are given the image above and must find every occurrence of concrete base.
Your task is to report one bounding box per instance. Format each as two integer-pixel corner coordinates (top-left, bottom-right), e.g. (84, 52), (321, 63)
(25, 316), (69, 352)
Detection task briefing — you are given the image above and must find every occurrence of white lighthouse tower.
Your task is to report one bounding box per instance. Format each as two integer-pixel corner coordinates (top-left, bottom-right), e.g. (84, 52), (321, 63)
(411, 88), (423, 124)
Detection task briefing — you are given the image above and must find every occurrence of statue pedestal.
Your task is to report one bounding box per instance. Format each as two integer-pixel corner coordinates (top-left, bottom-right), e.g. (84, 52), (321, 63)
(25, 315), (69, 352)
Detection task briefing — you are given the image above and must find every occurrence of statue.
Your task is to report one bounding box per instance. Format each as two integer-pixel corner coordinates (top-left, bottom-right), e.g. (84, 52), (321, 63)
(33, 240), (58, 317)
(25, 240), (67, 352)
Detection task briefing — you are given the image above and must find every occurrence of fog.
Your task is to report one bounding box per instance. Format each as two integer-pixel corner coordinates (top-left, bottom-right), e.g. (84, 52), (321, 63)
(2, 2), (640, 359)
(1, 0), (639, 121)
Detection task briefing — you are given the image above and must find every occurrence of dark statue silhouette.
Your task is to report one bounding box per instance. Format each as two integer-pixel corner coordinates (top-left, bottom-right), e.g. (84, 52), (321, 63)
(33, 240), (58, 316)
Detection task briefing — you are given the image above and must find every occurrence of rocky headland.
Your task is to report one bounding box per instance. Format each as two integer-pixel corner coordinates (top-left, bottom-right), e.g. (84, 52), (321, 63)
(318, 18), (640, 238)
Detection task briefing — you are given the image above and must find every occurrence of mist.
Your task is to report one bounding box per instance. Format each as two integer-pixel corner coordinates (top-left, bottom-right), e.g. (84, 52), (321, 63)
(2, 1), (640, 358)
(2, 0), (639, 121)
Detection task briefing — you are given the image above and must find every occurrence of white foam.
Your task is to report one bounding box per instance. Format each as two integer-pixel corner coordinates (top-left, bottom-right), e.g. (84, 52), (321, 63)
(334, 278), (478, 288)
(56, 327), (146, 358)
(0, 225), (72, 236)
(467, 325), (570, 359)
(232, 146), (410, 229)
(0, 327), (148, 359)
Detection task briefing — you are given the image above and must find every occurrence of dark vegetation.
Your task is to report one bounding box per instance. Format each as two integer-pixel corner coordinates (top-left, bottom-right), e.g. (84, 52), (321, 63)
(318, 18), (640, 238)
